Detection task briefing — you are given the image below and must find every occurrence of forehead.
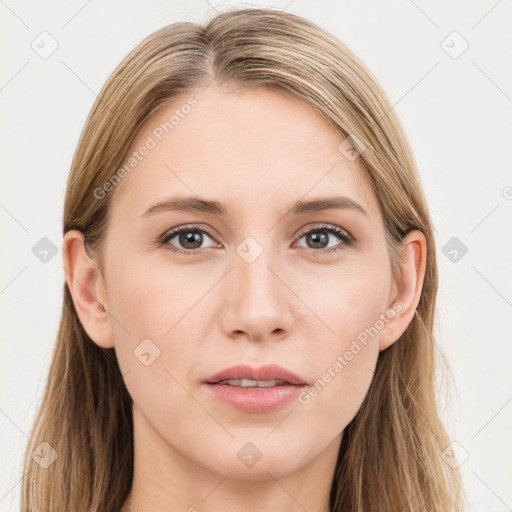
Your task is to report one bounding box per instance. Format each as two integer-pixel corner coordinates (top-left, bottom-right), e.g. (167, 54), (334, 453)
(109, 85), (381, 225)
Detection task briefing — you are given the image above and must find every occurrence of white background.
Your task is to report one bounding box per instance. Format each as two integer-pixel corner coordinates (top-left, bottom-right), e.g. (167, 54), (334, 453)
(1, 1), (511, 510)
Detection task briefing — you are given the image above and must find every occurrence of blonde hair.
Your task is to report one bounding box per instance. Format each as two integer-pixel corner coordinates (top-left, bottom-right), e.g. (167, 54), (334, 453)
(21, 7), (466, 511)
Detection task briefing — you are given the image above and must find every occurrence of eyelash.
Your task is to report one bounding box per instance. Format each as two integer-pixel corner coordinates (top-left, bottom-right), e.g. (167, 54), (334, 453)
(158, 223), (354, 257)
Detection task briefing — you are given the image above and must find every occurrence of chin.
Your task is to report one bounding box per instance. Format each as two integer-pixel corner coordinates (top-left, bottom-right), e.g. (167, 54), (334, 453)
(217, 457), (303, 482)
(202, 440), (308, 481)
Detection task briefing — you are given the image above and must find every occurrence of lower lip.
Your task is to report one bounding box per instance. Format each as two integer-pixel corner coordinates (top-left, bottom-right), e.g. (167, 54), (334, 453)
(204, 383), (306, 413)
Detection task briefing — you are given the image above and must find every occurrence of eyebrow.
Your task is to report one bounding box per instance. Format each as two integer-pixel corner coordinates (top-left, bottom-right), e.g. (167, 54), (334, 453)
(141, 195), (368, 218)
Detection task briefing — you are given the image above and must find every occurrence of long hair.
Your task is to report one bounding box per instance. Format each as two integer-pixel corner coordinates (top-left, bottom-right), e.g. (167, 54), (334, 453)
(21, 7), (466, 511)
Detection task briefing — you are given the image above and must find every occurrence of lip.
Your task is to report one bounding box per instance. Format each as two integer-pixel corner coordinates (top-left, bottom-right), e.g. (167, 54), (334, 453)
(203, 364), (307, 413)
(204, 364), (307, 386)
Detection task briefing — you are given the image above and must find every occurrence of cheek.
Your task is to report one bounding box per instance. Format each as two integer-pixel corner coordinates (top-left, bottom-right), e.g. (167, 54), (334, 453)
(296, 256), (390, 347)
(108, 259), (201, 435)
(108, 257), (217, 392)
(109, 256), (208, 337)
(297, 342), (379, 436)
(292, 261), (388, 429)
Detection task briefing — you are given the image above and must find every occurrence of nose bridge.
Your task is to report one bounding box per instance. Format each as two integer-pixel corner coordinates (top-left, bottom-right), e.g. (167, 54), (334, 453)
(221, 235), (291, 340)
(236, 242), (280, 303)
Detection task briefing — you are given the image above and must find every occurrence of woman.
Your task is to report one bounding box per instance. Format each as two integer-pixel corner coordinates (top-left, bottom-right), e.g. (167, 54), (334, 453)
(21, 7), (466, 511)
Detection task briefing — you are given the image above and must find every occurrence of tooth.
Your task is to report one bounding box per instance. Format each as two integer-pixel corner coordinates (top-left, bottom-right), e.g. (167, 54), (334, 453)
(217, 379), (240, 386)
(256, 380), (275, 387)
(239, 379), (258, 387)
(215, 378), (287, 387)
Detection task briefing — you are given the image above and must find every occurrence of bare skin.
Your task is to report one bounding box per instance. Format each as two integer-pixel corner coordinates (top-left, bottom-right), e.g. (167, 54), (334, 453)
(63, 85), (426, 512)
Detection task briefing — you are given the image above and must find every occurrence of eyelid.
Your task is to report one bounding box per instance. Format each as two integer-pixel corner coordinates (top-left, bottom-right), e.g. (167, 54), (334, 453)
(159, 224), (219, 250)
(295, 222), (352, 241)
(159, 222), (354, 254)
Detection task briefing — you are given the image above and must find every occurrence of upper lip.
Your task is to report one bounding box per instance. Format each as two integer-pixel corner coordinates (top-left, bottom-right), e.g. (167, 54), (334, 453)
(204, 364), (307, 385)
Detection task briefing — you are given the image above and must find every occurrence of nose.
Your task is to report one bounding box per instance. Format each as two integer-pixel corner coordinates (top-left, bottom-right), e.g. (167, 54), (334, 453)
(220, 244), (293, 343)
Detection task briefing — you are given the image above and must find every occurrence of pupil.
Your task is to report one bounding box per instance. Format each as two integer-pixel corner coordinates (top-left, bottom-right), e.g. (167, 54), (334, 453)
(180, 231), (202, 249)
(309, 231), (327, 248)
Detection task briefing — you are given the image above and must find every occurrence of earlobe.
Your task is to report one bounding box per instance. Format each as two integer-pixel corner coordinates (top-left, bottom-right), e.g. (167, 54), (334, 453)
(62, 230), (114, 348)
(379, 230), (427, 352)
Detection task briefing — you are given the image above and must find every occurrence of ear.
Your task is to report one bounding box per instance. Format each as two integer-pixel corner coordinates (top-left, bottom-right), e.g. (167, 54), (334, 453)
(62, 230), (114, 348)
(379, 229), (427, 352)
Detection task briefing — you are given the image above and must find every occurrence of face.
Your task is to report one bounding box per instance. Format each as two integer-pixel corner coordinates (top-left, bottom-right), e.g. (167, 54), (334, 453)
(83, 85), (405, 481)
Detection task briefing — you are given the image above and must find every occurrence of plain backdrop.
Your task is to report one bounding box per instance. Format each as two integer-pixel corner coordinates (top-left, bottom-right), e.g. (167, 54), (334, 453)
(1, 1), (511, 510)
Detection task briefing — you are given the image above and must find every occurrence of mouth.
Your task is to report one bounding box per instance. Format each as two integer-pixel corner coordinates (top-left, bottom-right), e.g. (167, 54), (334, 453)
(212, 378), (293, 388)
(203, 364), (308, 413)
(204, 363), (307, 386)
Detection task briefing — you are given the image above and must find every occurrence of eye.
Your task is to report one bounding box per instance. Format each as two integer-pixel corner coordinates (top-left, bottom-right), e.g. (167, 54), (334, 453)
(159, 226), (218, 255)
(158, 223), (354, 256)
(295, 224), (353, 254)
